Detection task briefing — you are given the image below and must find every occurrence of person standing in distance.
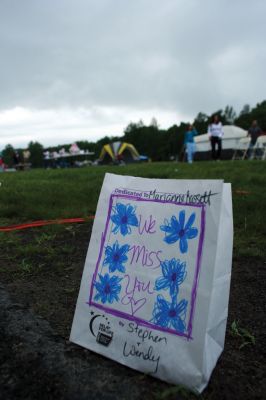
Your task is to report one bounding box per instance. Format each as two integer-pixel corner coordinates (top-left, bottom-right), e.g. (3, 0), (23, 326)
(184, 124), (198, 163)
(208, 115), (224, 160)
(247, 120), (262, 159)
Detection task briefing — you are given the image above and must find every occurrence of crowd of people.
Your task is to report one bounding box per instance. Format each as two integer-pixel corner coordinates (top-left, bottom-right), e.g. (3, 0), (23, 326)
(0, 150), (31, 171)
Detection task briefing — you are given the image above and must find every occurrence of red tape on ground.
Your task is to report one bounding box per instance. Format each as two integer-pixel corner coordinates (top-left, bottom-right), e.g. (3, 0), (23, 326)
(0, 216), (94, 232)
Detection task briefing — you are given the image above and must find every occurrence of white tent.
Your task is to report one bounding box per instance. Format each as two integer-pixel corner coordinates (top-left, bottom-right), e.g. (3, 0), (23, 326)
(195, 125), (247, 152)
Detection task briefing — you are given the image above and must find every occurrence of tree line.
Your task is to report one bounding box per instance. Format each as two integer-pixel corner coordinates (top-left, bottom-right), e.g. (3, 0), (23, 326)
(1, 100), (265, 167)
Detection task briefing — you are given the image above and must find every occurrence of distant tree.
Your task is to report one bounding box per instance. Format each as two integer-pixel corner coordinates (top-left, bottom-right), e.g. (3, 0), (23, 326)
(235, 112), (252, 130)
(109, 136), (122, 142)
(150, 117), (159, 129)
(239, 104), (250, 116)
(193, 112), (209, 135)
(235, 100), (266, 131)
(252, 100), (266, 130)
(96, 136), (111, 146)
(223, 105), (236, 125)
(123, 120), (165, 160)
(194, 112), (208, 123)
(165, 123), (188, 161)
(28, 141), (44, 168)
(137, 119), (144, 128)
(2, 144), (15, 167)
(76, 140), (95, 151)
(124, 120), (144, 135)
(123, 122), (143, 153)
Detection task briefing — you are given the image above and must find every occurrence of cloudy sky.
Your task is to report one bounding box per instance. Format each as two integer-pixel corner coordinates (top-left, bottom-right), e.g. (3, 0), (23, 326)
(0, 0), (265, 149)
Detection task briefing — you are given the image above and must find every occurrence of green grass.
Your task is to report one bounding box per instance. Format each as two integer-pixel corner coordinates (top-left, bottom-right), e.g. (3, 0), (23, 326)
(154, 384), (199, 399)
(0, 161), (265, 259)
(230, 320), (256, 349)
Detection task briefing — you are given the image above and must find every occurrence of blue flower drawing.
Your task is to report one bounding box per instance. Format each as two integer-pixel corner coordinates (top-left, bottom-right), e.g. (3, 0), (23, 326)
(154, 258), (187, 296)
(94, 273), (122, 304)
(103, 240), (130, 273)
(111, 203), (138, 236)
(151, 295), (188, 333)
(160, 210), (198, 253)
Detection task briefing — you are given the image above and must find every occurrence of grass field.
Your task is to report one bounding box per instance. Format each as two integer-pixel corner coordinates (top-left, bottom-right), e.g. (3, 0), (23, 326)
(0, 160), (265, 399)
(1, 161), (265, 258)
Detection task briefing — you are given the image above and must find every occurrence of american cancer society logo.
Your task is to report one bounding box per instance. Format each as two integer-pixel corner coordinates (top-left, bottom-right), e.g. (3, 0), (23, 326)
(89, 310), (113, 346)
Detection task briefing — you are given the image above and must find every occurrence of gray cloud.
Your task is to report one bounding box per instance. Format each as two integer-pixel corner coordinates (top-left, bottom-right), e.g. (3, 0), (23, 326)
(0, 0), (266, 147)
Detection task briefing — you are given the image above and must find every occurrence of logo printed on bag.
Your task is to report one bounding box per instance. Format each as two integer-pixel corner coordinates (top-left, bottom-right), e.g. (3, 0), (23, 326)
(89, 311), (114, 346)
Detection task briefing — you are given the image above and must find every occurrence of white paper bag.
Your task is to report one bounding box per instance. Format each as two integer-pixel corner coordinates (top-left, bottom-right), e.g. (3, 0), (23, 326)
(70, 173), (233, 393)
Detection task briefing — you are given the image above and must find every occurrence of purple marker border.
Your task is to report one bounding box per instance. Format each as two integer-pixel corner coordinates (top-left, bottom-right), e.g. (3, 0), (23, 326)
(88, 193), (206, 340)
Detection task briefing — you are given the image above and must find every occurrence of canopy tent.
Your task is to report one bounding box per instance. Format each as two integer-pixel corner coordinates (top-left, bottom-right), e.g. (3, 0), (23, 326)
(69, 143), (80, 154)
(99, 141), (140, 164)
(194, 125), (247, 160)
(195, 125), (247, 152)
(43, 143), (94, 168)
